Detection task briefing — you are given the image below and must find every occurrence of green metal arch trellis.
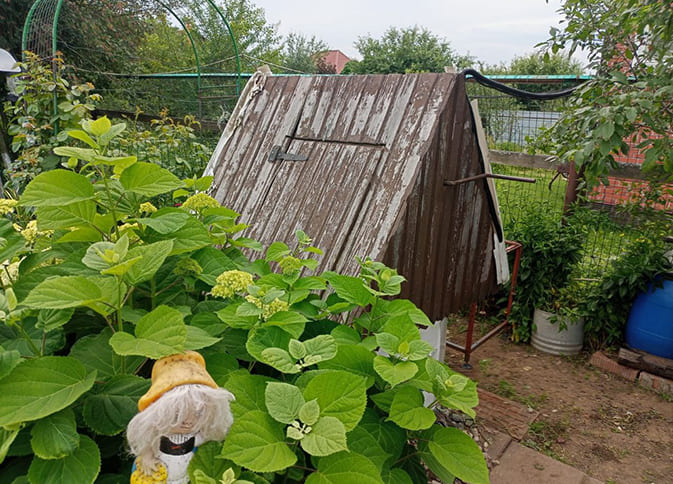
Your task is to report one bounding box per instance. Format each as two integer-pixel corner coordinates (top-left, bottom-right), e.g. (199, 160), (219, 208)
(21, 0), (242, 118)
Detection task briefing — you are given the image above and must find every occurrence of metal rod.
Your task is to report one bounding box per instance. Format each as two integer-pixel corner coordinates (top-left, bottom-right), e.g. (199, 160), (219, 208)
(445, 239), (524, 362)
(470, 321), (509, 352)
(463, 302), (478, 367)
(444, 173), (537, 186)
(504, 241), (522, 326)
(287, 135), (386, 148)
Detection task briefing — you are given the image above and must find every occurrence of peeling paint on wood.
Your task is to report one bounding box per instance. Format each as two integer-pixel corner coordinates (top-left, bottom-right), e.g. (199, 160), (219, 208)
(208, 72), (500, 320)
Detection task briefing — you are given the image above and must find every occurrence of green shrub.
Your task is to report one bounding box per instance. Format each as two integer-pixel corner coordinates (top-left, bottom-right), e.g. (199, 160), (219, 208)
(2, 52), (99, 190)
(582, 237), (673, 349)
(0, 118), (488, 483)
(507, 209), (585, 342)
(111, 109), (213, 179)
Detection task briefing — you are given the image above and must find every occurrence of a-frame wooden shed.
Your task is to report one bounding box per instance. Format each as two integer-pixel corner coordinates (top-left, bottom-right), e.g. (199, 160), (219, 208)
(205, 71), (508, 321)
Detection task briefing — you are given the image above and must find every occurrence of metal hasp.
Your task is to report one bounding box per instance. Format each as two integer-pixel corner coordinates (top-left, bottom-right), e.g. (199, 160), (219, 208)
(446, 240), (523, 367)
(444, 173), (536, 186)
(268, 146), (308, 162)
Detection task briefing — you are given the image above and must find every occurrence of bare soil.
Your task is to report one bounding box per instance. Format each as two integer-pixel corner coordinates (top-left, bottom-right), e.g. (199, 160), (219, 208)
(444, 324), (673, 484)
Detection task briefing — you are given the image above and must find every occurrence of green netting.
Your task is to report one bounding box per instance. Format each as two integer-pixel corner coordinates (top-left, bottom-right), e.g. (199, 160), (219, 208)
(22, 0), (64, 60)
(21, 0), (241, 120)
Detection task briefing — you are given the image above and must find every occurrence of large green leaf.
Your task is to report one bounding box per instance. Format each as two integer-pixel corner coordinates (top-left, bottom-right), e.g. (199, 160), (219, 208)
(136, 212), (189, 234)
(354, 408), (406, 467)
(0, 219), (25, 263)
(27, 434), (100, 484)
(318, 343), (376, 385)
(109, 305), (186, 359)
(419, 426), (489, 484)
(120, 162), (182, 197)
(245, 326), (291, 362)
(346, 424), (391, 472)
(373, 356), (417, 388)
(0, 427), (20, 464)
(0, 356), (96, 427)
(83, 276), (123, 317)
(0, 319), (65, 357)
(224, 373), (270, 416)
(70, 329), (133, 379)
(0, 349), (21, 380)
(216, 304), (259, 331)
(36, 201), (97, 231)
(187, 441), (235, 484)
(381, 468), (413, 484)
(201, 352), (239, 387)
(305, 452), (383, 484)
(192, 247), (238, 282)
(301, 416), (347, 456)
(184, 326), (221, 351)
(20, 170), (95, 207)
(22, 276), (103, 309)
(146, 217), (211, 255)
(323, 272), (373, 307)
(265, 382), (304, 424)
(302, 335), (337, 363)
(303, 371), (367, 431)
(381, 314), (421, 343)
(30, 408), (80, 459)
(124, 240), (174, 285)
(82, 375), (150, 435)
(261, 348), (299, 374)
(221, 410), (296, 473)
(36, 308), (75, 332)
(388, 386), (435, 431)
(264, 311), (307, 339)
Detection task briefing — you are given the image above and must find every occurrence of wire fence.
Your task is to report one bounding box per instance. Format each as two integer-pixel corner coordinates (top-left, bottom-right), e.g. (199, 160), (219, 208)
(466, 78), (672, 279)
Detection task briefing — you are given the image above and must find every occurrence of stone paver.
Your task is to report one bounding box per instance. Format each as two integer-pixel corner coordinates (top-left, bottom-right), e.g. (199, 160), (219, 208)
(589, 351), (639, 381)
(639, 371), (673, 394)
(490, 441), (602, 484)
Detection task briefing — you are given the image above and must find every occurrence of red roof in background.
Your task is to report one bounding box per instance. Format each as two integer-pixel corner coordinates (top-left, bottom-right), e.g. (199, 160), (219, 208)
(321, 50), (350, 74)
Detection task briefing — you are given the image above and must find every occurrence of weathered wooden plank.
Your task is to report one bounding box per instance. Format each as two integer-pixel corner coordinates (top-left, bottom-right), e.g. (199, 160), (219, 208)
(489, 150), (648, 180)
(211, 76), (292, 209)
(618, 347), (673, 380)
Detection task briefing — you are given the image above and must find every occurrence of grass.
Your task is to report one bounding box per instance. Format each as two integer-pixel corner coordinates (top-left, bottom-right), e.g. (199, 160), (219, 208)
(523, 418), (569, 462)
(495, 379), (548, 410)
(491, 162), (669, 280)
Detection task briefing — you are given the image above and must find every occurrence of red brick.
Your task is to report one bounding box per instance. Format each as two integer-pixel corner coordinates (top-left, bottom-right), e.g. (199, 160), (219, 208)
(639, 371), (673, 394)
(589, 351), (639, 382)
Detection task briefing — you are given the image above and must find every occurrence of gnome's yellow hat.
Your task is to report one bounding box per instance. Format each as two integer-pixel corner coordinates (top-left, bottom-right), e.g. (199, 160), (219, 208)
(137, 351), (218, 411)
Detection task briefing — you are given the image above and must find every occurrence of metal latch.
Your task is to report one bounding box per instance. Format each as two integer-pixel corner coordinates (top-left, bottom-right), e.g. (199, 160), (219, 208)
(268, 146), (308, 162)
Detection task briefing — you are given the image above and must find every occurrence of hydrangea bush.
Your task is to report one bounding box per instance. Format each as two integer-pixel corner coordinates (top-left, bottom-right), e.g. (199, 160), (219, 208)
(0, 118), (488, 483)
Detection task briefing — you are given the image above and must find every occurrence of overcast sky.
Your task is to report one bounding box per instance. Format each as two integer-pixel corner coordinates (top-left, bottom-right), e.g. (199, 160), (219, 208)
(253, 0), (579, 68)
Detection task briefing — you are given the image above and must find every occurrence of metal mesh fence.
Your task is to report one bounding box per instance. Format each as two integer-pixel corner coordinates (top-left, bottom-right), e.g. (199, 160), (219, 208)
(467, 78), (672, 279)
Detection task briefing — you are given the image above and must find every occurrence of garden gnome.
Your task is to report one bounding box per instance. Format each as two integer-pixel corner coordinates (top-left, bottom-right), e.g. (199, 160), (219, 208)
(127, 351), (235, 484)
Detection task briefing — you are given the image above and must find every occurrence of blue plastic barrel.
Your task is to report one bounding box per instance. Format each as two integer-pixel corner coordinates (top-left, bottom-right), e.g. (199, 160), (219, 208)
(625, 279), (673, 359)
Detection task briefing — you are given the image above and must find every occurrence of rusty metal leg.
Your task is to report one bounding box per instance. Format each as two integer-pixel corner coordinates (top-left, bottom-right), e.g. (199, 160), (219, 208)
(463, 302), (477, 369)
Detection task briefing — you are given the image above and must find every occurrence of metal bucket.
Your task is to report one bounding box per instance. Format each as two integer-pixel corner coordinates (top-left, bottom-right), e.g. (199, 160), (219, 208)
(531, 308), (584, 356)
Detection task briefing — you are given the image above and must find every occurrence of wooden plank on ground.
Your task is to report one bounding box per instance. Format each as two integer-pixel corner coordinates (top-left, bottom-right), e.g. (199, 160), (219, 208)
(618, 347), (673, 380)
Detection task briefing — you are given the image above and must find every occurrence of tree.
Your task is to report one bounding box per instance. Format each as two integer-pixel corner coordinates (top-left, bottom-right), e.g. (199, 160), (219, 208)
(483, 51), (584, 76)
(542, 0), (673, 177)
(0, 0), (34, 58)
(342, 26), (474, 74)
(280, 33), (328, 74)
(507, 52), (583, 76)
